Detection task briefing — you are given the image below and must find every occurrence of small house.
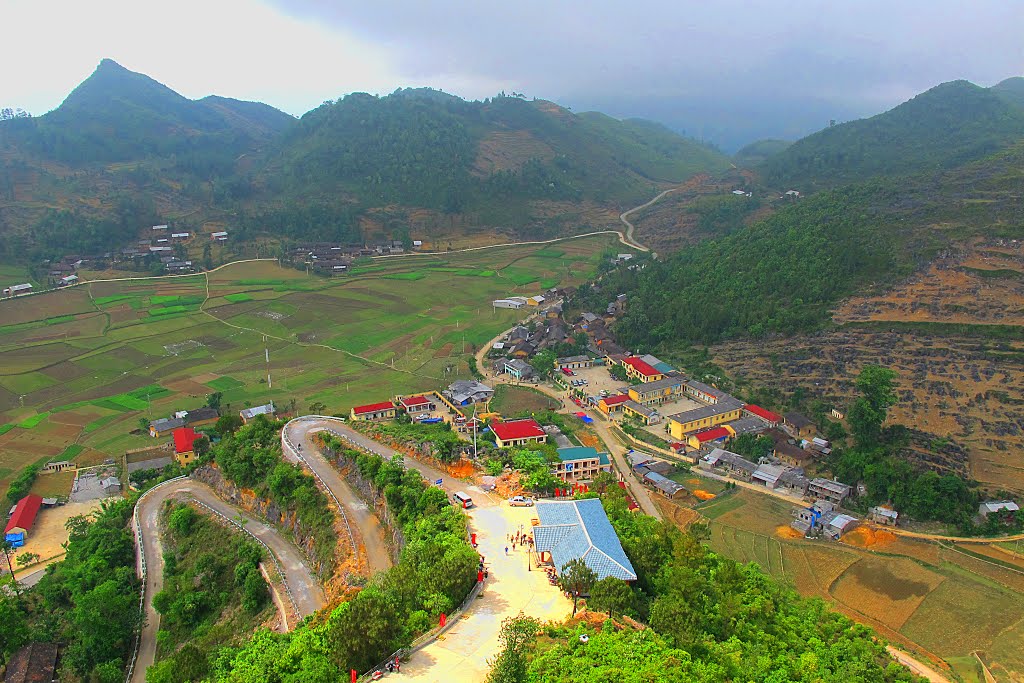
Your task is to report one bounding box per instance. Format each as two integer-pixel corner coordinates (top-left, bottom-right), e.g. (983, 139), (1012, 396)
(532, 499), (637, 581)
(869, 506), (899, 526)
(598, 393), (630, 415)
(556, 355), (592, 371)
(172, 427), (202, 467)
(101, 476), (122, 496)
(502, 358), (534, 381)
(3, 283), (33, 297)
(687, 426), (735, 452)
(978, 500), (1020, 518)
(620, 356), (665, 383)
(150, 417), (185, 437)
(3, 642), (60, 683)
(808, 477), (852, 505)
(553, 446), (611, 483)
(642, 471), (685, 498)
(824, 513), (858, 540)
(492, 299), (525, 309)
(443, 380), (494, 406)
(398, 394), (435, 414)
(784, 412), (816, 439)
(4, 494), (43, 547)
(350, 401), (397, 422)
(240, 403), (276, 424)
(621, 400), (660, 425)
(744, 405), (782, 427)
(490, 418), (547, 448)
(211, 231), (228, 240)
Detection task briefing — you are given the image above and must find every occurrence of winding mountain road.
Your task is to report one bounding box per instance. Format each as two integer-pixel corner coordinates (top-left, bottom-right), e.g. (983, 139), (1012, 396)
(131, 478), (325, 683)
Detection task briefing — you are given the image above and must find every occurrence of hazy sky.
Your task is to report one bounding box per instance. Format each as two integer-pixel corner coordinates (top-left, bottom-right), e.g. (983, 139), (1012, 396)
(3, 0), (1021, 149)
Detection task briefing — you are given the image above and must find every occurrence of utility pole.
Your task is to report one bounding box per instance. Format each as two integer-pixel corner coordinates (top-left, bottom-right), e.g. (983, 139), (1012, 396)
(264, 336), (272, 389)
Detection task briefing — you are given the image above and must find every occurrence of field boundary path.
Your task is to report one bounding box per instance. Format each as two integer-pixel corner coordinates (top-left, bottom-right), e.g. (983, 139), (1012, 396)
(128, 477), (325, 683)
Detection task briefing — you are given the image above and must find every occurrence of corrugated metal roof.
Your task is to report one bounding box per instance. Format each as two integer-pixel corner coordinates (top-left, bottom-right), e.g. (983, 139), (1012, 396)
(533, 499), (637, 581)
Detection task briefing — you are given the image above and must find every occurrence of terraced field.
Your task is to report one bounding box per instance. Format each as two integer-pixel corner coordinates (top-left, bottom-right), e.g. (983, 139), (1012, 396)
(0, 234), (620, 497)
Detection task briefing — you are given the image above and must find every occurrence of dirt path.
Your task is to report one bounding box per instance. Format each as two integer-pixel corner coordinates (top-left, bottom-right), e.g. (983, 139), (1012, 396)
(131, 478), (324, 683)
(887, 646), (951, 683)
(619, 187), (680, 252)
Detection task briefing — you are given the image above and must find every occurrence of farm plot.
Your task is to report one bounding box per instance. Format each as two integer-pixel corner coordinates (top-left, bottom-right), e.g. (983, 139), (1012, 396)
(832, 557), (944, 631)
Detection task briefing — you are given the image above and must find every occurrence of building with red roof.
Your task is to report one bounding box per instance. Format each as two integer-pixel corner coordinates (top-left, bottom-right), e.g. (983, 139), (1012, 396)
(490, 418), (547, 448)
(745, 405), (782, 426)
(350, 401), (397, 422)
(172, 427), (202, 467)
(4, 494), (43, 547)
(398, 394), (435, 414)
(620, 356), (664, 383)
(686, 426), (734, 451)
(597, 393), (630, 415)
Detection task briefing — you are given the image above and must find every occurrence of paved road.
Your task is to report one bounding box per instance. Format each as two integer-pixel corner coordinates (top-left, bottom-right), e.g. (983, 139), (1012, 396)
(284, 420), (395, 574)
(132, 479), (325, 683)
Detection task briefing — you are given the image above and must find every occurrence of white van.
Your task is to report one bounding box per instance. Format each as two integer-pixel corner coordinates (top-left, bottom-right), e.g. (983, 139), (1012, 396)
(452, 491), (474, 509)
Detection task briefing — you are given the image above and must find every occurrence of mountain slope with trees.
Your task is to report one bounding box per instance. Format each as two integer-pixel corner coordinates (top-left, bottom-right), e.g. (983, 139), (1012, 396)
(760, 79), (1024, 190)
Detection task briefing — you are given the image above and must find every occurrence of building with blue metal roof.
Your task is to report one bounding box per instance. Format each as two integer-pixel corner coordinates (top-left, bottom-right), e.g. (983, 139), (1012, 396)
(532, 499), (637, 581)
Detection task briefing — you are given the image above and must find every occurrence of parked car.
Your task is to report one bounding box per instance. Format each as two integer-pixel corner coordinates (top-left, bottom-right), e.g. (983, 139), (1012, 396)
(509, 495), (535, 507)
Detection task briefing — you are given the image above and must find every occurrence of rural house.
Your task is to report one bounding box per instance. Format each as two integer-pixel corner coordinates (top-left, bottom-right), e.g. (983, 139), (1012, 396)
(443, 380), (494, 405)
(149, 417), (185, 437)
(502, 358), (534, 381)
(621, 400), (661, 425)
(869, 506), (899, 526)
(978, 500), (1020, 518)
(642, 471), (685, 498)
(620, 356), (665, 383)
(808, 477), (852, 505)
(493, 298), (525, 309)
(490, 418), (547, 448)
(553, 446), (611, 483)
(532, 499), (637, 581)
(172, 427), (202, 467)
(350, 402), (397, 422)
(627, 376), (685, 406)
(240, 403), (276, 424)
(784, 412), (816, 439)
(556, 355), (592, 371)
(744, 405), (783, 427)
(667, 401), (743, 439)
(398, 395), (435, 414)
(4, 494), (43, 547)
(597, 393), (630, 415)
(686, 426), (734, 451)
(701, 448), (757, 479)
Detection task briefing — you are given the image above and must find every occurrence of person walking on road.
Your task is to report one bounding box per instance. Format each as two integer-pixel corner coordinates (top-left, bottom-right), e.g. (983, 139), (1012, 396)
(505, 545), (509, 555)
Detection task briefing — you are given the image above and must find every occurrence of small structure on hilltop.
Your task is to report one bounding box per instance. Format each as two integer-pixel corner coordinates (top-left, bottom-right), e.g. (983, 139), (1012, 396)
(532, 499), (637, 581)
(4, 494), (43, 547)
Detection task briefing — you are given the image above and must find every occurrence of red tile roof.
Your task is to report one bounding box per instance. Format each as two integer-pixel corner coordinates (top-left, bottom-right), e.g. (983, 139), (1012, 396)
(746, 405), (782, 424)
(5, 494), (43, 534)
(694, 427), (731, 442)
(601, 394), (630, 406)
(400, 395), (431, 407)
(173, 427), (201, 454)
(622, 356), (660, 377)
(491, 418), (546, 441)
(353, 401), (395, 415)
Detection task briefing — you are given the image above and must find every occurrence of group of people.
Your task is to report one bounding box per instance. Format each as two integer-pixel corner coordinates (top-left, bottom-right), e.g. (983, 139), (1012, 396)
(504, 529), (534, 555)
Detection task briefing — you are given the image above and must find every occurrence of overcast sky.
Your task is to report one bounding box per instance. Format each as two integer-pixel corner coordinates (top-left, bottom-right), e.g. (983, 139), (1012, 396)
(2, 0), (1021, 149)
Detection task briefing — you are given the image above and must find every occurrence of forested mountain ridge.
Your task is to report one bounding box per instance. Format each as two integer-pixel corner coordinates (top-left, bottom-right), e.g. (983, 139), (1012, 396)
(0, 60), (729, 259)
(760, 79), (1024, 191)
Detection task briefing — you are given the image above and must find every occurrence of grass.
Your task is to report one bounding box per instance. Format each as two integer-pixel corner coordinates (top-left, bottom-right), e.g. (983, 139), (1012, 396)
(0, 234), (615, 498)
(206, 376), (245, 391)
(224, 293), (253, 303)
(490, 385), (559, 416)
(18, 412), (51, 429)
(381, 271), (426, 281)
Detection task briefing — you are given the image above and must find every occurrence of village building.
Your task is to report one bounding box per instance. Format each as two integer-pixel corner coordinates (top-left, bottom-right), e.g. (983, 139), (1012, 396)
(687, 426), (734, 451)
(100, 475), (122, 496)
(398, 394), (435, 414)
(784, 412), (816, 439)
(4, 494), (43, 547)
(620, 356), (665, 383)
(744, 404), (783, 427)
(824, 513), (858, 540)
(172, 427), (202, 467)
(726, 416), (768, 437)
(493, 298), (525, 309)
(808, 477), (853, 505)
(642, 471), (685, 498)
(502, 358), (535, 381)
(2, 283), (33, 297)
(556, 355), (592, 371)
(532, 499), (637, 581)
(149, 417), (185, 437)
(553, 446), (612, 482)
(627, 376), (686, 406)
(239, 403), (276, 424)
(627, 452), (654, 470)
(666, 400), (744, 439)
(443, 380), (494, 406)
(597, 393), (630, 415)
(701, 448), (757, 479)
(978, 500), (1020, 517)
(42, 461), (75, 474)
(772, 435), (814, 467)
(527, 295), (546, 306)
(545, 303), (563, 319)
(211, 231), (228, 241)
(350, 401), (397, 422)
(491, 418), (547, 448)
(621, 400), (661, 425)
(638, 353), (673, 374)
(869, 506), (899, 526)
(59, 274), (79, 287)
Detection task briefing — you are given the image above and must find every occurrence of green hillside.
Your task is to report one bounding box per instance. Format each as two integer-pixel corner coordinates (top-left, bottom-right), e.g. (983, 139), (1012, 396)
(734, 138), (791, 166)
(760, 80), (1024, 190)
(588, 141), (1024, 346)
(992, 76), (1024, 109)
(0, 66), (728, 259)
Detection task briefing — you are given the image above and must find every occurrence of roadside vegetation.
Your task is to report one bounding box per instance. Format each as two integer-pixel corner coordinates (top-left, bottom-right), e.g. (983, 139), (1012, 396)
(146, 503), (272, 683)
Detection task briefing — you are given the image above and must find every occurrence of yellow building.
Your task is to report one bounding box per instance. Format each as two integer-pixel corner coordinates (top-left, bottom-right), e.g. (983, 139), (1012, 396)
(621, 357), (665, 383)
(667, 401), (743, 440)
(627, 377), (685, 405)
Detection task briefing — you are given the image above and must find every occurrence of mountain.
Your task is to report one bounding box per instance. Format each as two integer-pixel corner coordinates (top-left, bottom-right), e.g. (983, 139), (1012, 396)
(733, 139), (791, 166)
(0, 64), (729, 259)
(0, 59), (294, 164)
(992, 76), (1024, 109)
(759, 79), (1024, 191)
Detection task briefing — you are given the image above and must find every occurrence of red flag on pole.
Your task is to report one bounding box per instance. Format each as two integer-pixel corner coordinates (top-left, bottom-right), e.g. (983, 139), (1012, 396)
(350, 669), (357, 683)
(471, 532), (477, 545)
(439, 613), (447, 628)
(477, 569), (484, 583)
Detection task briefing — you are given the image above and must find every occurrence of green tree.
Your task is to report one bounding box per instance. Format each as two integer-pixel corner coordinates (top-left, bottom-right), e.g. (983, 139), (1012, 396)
(206, 392), (223, 411)
(0, 592), (29, 667)
(588, 576), (634, 617)
(558, 558), (597, 616)
(215, 414), (242, 435)
(530, 349), (557, 379)
(486, 614), (541, 683)
(15, 551), (39, 567)
(848, 365), (898, 447)
(609, 363), (628, 382)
